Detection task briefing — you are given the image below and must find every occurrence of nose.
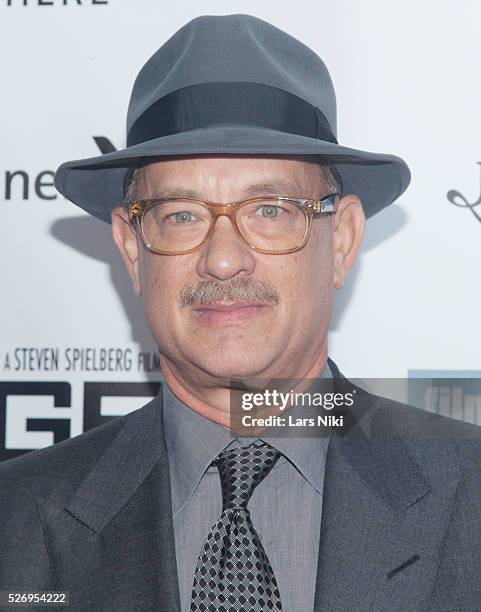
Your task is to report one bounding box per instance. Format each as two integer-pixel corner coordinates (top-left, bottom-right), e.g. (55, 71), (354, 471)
(196, 215), (256, 281)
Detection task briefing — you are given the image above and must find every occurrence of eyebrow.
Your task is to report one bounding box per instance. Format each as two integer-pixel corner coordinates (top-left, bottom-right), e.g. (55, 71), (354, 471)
(149, 181), (303, 200)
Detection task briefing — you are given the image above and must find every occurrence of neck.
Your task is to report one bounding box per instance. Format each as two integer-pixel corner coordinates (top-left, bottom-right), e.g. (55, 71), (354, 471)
(160, 348), (329, 429)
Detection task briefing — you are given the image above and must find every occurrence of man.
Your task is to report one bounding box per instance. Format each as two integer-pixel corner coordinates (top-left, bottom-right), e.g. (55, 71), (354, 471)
(1, 13), (480, 612)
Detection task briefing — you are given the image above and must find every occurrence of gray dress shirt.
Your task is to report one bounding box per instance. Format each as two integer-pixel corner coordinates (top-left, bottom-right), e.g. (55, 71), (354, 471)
(162, 363), (332, 612)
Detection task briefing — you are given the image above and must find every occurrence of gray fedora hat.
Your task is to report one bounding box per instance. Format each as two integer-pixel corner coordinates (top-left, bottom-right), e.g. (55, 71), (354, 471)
(54, 13), (410, 223)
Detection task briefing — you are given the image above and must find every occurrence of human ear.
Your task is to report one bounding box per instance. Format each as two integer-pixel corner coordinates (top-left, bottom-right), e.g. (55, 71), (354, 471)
(332, 195), (365, 288)
(111, 206), (141, 296)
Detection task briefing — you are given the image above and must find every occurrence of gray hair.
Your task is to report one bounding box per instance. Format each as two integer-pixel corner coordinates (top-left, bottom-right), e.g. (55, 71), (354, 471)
(124, 167), (144, 205)
(123, 158), (342, 206)
(320, 162), (342, 194)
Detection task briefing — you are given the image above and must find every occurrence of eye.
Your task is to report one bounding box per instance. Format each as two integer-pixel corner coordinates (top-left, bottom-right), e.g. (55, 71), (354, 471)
(172, 211), (194, 223)
(258, 205), (282, 218)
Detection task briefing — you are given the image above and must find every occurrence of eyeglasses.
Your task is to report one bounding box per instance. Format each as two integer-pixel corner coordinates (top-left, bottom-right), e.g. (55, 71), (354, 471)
(128, 193), (339, 255)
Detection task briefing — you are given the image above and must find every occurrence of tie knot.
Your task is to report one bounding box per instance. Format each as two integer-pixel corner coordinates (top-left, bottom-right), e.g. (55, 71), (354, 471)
(214, 442), (281, 511)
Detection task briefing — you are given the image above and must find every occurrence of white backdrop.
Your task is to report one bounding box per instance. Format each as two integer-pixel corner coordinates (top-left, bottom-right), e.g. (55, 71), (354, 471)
(1, 0), (480, 457)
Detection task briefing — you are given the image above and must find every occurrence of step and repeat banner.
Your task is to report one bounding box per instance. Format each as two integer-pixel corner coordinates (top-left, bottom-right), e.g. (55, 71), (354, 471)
(1, 0), (480, 460)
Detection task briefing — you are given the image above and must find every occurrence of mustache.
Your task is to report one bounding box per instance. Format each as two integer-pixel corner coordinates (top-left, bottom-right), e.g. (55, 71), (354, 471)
(178, 278), (280, 308)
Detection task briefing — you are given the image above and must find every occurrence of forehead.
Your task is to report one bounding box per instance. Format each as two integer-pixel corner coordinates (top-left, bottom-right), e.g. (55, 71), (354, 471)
(140, 155), (323, 197)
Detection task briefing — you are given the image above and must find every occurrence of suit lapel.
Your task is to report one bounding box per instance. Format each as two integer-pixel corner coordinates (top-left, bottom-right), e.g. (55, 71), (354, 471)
(37, 393), (181, 612)
(314, 363), (460, 611)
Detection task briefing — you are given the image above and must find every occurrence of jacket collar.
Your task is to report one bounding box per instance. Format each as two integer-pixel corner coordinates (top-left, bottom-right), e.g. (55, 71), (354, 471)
(64, 397), (167, 532)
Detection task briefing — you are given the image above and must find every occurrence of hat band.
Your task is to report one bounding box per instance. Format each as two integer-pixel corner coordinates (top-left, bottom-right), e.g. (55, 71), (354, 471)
(127, 81), (337, 147)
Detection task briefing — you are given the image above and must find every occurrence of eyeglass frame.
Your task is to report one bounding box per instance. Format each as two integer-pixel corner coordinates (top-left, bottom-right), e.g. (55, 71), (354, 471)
(128, 192), (340, 256)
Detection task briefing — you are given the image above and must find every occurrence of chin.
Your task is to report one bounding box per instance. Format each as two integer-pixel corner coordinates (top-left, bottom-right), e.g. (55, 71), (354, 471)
(193, 351), (274, 380)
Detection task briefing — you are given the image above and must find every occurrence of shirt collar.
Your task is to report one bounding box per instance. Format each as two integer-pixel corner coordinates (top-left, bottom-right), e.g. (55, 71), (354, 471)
(162, 361), (332, 517)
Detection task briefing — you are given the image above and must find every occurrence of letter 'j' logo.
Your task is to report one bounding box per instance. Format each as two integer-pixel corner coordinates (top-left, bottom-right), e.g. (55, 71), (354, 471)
(447, 162), (481, 224)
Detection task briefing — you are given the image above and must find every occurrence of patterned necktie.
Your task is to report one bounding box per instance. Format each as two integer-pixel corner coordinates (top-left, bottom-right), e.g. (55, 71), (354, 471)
(191, 442), (283, 612)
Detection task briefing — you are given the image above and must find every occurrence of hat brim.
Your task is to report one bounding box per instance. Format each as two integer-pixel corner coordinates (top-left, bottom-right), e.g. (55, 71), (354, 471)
(54, 125), (410, 223)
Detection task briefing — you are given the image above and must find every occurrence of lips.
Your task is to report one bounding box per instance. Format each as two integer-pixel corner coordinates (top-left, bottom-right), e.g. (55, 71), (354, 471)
(192, 302), (270, 325)
(195, 303), (261, 312)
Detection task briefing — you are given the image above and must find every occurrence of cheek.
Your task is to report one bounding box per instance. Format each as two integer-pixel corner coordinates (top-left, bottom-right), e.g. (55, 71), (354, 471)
(138, 255), (184, 320)
(308, 222), (334, 288)
(276, 228), (333, 300)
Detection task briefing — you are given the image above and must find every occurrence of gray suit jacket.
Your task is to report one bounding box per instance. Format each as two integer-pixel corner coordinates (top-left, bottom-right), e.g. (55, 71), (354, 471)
(1, 362), (480, 611)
